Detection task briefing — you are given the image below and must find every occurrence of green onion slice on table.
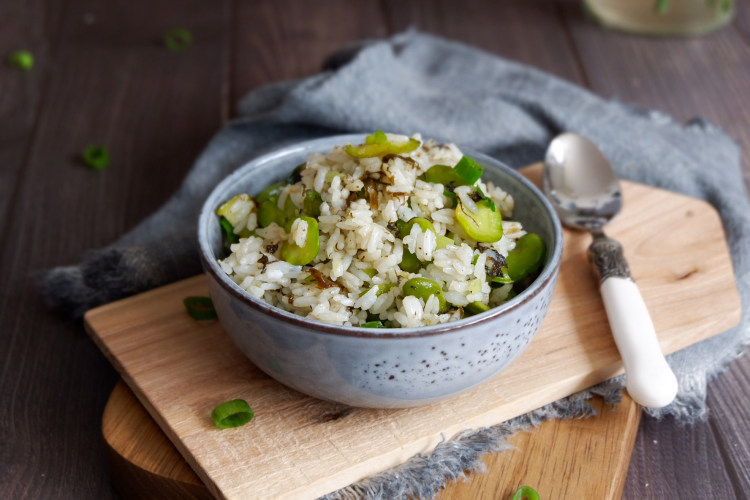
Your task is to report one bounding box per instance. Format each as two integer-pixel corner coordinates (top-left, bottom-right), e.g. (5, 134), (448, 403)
(211, 399), (254, 429)
(82, 145), (110, 170)
(8, 50), (34, 71)
(164, 27), (193, 51)
(183, 296), (218, 320)
(511, 485), (540, 500)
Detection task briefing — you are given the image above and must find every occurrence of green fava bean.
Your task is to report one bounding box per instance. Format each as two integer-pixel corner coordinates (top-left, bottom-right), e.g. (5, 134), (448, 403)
(362, 268), (377, 279)
(359, 283), (396, 298)
(421, 164), (466, 187)
(256, 182), (283, 204)
(402, 278), (447, 313)
(455, 198), (503, 243)
(436, 235), (454, 250)
(400, 250), (422, 273)
(281, 216), (319, 266)
(259, 196), (298, 230)
(399, 218), (437, 270)
(399, 217), (436, 238)
(505, 233), (546, 282)
(303, 189), (323, 218)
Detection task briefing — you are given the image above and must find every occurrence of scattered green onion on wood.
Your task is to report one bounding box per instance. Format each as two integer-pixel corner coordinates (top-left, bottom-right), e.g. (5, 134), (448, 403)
(511, 485), (540, 500)
(82, 145), (110, 170)
(164, 27), (193, 51)
(8, 50), (34, 71)
(211, 399), (254, 429)
(183, 296), (218, 320)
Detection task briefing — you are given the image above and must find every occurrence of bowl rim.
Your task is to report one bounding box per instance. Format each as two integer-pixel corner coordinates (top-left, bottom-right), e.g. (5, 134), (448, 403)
(198, 133), (563, 339)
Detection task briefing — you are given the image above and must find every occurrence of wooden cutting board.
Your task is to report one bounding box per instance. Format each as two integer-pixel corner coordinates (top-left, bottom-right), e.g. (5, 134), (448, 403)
(101, 380), (641, 499)
(85, 165), (741, 499)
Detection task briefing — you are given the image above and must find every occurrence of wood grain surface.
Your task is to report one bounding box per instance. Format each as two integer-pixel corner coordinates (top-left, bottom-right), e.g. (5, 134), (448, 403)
(84, 168), (740, 499)
(2, 1), (750, 498)
(102, 379), (641, 500)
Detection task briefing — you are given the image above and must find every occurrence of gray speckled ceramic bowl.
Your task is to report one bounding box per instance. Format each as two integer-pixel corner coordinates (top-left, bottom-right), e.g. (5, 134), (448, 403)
(198, 134), (562, 408)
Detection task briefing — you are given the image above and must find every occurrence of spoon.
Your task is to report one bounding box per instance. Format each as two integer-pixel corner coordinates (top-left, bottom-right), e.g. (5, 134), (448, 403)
(543, 132), (678, 408)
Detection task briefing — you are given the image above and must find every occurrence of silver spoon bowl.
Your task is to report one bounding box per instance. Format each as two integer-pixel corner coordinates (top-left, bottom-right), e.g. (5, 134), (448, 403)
(544, 133), (678, 408)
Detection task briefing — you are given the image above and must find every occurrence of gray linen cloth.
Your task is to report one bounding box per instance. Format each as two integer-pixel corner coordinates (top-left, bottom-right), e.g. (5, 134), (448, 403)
(43, 32), (749, 499)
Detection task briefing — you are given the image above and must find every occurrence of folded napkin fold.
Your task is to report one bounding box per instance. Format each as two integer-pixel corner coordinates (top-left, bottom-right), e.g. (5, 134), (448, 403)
(43, 31), (749, 498)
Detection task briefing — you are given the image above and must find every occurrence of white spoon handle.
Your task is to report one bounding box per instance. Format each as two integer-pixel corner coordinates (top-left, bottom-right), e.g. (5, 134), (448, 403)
(600, 277), (678, 408)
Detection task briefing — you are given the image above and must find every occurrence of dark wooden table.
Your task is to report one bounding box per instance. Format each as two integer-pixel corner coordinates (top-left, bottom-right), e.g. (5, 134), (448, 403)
(2, 1), (748, 498)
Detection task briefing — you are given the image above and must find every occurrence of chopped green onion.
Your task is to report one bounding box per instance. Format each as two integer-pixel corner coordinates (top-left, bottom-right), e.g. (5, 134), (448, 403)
(365, 130), (388, 144)
(512, 485), (539, 500)
(362, 268), (377, 279)
(211, 399), (254, 429)
(345, 137), (420, 159)
(475, 187), (496, 211)
(183, 296), (218, 320)
(490, 274), (513, 285)
(82, 145), (110, 170)
(8, 50), (34, 71)
(455, 198), (503, 243)
(361, 320), (385, 328)
(164, 27), (193, 51)
(453, 156), (484, 185)
(216, 193), (252, 227)
(219, 217), (239, 245)
(465, 301), (490, 316)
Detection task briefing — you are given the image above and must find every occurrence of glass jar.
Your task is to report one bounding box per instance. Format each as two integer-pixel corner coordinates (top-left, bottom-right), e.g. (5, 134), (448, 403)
(583, 0), (735, 36)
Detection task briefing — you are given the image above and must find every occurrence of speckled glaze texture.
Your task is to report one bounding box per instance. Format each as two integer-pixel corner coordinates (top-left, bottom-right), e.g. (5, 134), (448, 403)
(198, 135), (562, 408)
